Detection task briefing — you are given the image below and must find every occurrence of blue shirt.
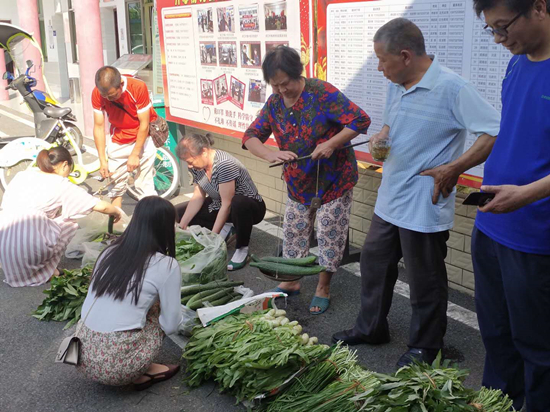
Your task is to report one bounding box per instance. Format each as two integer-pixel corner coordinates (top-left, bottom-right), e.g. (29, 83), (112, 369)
(476, 55), (550, 255)
(376, 56), (501, 233)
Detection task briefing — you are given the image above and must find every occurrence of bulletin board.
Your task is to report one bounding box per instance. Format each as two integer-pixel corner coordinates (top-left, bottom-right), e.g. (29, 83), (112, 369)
(315, 0), (510, 188)
(156, 0), (312, 141)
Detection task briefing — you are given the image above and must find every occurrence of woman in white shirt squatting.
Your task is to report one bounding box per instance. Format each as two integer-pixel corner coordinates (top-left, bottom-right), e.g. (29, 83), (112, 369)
(0, 147), (121, 287)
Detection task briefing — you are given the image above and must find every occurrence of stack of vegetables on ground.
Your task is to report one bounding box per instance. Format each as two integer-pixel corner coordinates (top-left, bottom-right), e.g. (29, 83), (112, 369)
(183, 309), (515, 411)
(250, 255), (326, 280)
(181, 280), (246, 310)
(183, 309), (328, 401)
(33, 266), (92, 329)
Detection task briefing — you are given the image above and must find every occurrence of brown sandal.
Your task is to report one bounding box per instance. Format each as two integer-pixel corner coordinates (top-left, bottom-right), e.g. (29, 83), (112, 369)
(134, 364), (180, 391)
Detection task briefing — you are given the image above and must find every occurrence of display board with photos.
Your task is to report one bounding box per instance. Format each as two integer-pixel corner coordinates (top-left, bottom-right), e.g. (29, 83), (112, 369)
(156, 0), (311, 140)
(317, 0), (510, 186)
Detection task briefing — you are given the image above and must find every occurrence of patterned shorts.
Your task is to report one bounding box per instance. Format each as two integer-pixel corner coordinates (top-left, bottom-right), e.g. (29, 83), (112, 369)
(76, 303), (164, 386)
(283, 191), (352, 273)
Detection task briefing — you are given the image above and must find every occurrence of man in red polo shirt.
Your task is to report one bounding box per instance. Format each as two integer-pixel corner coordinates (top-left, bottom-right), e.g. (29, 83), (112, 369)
(92, 66), (158, 207)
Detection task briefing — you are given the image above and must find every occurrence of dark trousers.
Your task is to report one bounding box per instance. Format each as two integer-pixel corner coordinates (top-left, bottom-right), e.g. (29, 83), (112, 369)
(472, 226), (550, 412)
(355, 214), (449, 350)
(175, 196), (266, 249)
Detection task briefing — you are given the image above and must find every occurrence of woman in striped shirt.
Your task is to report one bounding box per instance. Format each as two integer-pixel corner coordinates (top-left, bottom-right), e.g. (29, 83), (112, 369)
(0, 147), (121, 287)
(175, 133), (266, 270)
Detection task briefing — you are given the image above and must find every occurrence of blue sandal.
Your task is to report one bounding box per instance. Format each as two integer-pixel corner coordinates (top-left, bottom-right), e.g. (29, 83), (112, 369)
(309, 296), (330, 315)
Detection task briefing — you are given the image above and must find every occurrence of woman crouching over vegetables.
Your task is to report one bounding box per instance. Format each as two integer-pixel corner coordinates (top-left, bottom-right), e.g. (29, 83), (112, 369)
(77, 196), (183, 390)
(0, 147), (121, 287)
(175, 133), (266, 271)
(243, 46), (371, 314)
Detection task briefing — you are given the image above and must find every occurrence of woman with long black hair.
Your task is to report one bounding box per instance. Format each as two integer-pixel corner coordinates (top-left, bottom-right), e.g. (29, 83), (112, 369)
(76, 196), (183, 391)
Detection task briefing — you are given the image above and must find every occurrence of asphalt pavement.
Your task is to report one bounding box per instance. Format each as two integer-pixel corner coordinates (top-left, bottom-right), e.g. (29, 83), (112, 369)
(0, 102), (487, 411)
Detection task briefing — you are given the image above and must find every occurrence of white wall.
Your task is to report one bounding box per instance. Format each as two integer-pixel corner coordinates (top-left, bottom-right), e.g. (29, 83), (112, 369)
(0, 1), (20, 26)
(100, 6), (117, 65)
(101, 0), (128, 58)
(42, 0), (59, 63)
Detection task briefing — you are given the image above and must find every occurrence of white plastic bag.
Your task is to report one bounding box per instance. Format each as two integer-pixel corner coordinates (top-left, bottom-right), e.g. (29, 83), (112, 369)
(81, 241), (107, 268)
(177, 226), (228, 285)
(178, 305), (200, 337)
(66, 211), (130, 259)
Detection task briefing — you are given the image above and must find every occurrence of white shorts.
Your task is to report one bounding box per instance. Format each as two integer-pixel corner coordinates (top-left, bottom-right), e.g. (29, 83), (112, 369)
(106, 137), (157, 199)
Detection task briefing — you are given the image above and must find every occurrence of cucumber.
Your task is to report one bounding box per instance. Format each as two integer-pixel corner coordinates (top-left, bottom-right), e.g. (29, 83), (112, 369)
(250, 254), (261, 262)
(210, 294), (236, 306)
(250, 261), (326, 276)
(181, 294), (194, 305)
(228, 295), (243, 303)
(259, 255), (317, 266)
(187, 288), (224, 305)
(188, 287), (235, 310)
(181, 281), (244, 297)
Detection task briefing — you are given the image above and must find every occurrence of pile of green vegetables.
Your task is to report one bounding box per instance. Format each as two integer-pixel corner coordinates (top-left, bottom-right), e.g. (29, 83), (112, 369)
(184, 309), (328, 401)
(184, 310), (515, 411)
(175, 236), (205, 263)
(181, 280), (245, 310)
(250, 255), (326, 281)
(33, 266), (92, 329)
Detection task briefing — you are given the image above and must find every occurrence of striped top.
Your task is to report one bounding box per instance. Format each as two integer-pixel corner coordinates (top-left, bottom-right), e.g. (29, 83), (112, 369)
(190, 150), (262, 212)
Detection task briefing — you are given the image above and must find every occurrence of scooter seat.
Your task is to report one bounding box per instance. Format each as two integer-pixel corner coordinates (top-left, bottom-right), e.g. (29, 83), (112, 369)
(44, 106), (72, 119)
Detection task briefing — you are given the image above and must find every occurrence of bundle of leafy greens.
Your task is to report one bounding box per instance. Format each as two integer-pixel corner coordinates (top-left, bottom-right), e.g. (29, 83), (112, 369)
(175, 237), (205, 263)
(33, 266), (92, 329)
(352, 355), (515, 412)
(183, 309), (328, 402)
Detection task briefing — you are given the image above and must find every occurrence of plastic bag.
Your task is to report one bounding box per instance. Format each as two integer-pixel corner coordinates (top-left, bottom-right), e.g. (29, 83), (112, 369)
(65, 211), (130, 259)
(177, 225), (228, 285)
(81, 241), (107, 268)
(178, 305), (200, 337)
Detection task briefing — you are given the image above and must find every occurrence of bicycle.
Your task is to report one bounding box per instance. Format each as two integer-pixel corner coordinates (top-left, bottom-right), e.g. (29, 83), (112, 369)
(0, 106), (180, 200)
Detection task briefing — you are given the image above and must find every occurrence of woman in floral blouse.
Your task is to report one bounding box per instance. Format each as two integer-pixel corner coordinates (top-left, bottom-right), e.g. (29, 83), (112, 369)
(243, 46), (371, 314)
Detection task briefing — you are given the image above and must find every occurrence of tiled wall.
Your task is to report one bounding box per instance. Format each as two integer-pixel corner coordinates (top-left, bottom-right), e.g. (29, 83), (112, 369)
(186, 126), (477, 295)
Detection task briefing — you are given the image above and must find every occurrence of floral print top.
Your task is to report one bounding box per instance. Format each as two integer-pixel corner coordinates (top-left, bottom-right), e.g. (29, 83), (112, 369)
(243, 78), (371, 205)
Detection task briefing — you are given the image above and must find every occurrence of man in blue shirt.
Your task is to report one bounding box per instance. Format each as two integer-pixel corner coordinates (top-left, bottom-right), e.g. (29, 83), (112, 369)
(333, 18), (501, 368)
(471, 1), (550, 410)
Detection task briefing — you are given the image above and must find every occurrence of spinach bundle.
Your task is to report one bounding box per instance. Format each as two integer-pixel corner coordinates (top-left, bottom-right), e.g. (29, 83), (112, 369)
(33, 266), (92, 329)
(175, 237), (205, 263)
(183, 309), (328, 402)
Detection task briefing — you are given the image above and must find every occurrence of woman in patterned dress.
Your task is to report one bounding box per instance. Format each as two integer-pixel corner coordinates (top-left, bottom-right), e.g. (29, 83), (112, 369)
(243, 46), (371, 314)
(0, 147), (121, 287)
(77, 196), (183, 390)
(175, 133), (266, 271)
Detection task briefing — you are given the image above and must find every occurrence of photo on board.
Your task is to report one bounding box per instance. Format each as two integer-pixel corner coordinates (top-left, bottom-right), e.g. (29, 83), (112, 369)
(199, 41), (217, 66)
(248, 79), (266, 104)
(217, 6), (235, 33)
(239, 4), (259, 32)
(264, 1), (287, 31)
(218, 41), (237, 67)
(197, 8), (214, 33)
(229, 76), (246, 110)
(241, 42), (262, 68)
(214, 74), (230, 104)
(201, 79), (214, 105)
(265, 41), (289, 55)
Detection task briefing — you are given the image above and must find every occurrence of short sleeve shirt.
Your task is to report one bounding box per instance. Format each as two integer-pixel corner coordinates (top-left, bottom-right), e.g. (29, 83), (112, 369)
(375, 56), (501, 233)
(92, 76), (158, 145)
(191, 150), (263, 212)
(243, 78), (371, 205)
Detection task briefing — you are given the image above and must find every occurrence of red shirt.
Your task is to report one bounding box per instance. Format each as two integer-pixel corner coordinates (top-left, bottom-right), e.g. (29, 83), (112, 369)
(92, 76), (158, 145)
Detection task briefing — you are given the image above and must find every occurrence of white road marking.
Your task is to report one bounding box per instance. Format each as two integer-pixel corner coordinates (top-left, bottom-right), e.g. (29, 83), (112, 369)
(0, 130), (8, 138)
(0, 107), (36, 129)
(83, 144), (98, 157)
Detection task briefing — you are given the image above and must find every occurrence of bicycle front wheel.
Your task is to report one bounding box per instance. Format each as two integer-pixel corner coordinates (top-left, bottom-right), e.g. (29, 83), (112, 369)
(127, 147), (180, 201)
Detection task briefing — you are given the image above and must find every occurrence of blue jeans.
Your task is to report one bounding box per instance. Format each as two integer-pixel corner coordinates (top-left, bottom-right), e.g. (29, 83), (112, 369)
(472, 226), (550, 412)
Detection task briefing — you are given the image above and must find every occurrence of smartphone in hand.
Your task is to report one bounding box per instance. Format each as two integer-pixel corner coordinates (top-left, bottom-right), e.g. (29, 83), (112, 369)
(462, 192), (495, 206)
